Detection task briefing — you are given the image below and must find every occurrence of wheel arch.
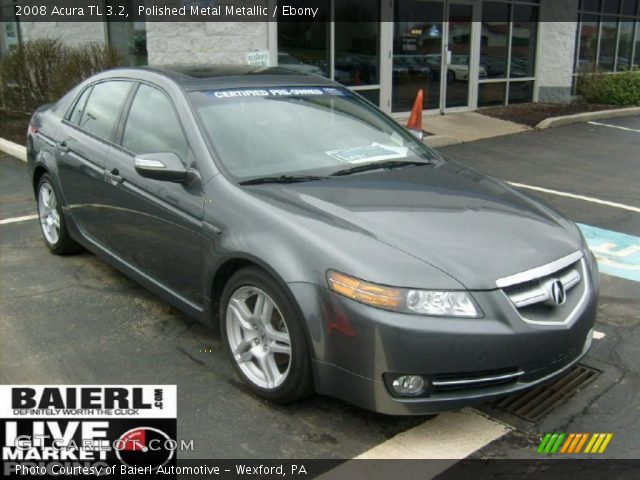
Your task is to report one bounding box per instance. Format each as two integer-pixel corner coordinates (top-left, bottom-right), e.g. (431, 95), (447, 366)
(209, 254), (295, 327)
(207, 254), (317, 364)
(32, 164), (49, 194)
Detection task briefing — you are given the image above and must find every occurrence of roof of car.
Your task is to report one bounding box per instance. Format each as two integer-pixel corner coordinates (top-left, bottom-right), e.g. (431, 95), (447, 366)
(138, 65), (337, 91)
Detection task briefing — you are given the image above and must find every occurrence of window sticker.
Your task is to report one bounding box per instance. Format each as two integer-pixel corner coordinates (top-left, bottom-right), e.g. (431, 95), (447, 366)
(204, 87), (346, 99)
(326, 143), (409, 164)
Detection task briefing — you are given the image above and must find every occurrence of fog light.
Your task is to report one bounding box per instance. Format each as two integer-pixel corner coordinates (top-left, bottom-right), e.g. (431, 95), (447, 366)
(391, 375), (427, 396)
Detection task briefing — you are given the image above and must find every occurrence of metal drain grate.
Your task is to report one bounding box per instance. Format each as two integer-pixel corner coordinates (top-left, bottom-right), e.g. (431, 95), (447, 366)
(493, 364), (600, 422)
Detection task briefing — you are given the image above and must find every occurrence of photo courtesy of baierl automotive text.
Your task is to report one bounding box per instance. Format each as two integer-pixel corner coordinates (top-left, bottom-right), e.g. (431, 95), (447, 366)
(1, 0), (639, 478)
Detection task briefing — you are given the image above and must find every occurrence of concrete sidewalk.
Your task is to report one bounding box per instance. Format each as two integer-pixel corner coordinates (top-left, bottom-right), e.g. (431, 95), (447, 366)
(395, 111), (531, 148)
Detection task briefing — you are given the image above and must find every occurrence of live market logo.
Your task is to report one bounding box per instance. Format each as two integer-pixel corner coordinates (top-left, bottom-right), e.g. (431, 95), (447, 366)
(0, 385), (177, 476)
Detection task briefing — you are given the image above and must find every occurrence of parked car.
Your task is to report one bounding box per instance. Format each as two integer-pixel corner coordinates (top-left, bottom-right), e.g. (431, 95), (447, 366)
(27, 66), (598, 415)
(425, 54), (488, 83)
(277, 52), (324, 76)
(394, 55), (432, 78)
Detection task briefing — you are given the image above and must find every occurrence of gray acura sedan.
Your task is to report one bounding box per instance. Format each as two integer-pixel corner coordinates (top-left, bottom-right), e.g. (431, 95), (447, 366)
(27, 66), (599, 415)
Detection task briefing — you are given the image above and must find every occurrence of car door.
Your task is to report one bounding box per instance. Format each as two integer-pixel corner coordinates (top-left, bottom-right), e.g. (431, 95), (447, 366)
(102, 82), (205, 306)
(55, 80), (133, 245)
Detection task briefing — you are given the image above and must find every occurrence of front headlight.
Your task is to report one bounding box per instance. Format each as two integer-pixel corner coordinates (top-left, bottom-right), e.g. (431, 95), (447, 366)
(327, 271), (481, 318)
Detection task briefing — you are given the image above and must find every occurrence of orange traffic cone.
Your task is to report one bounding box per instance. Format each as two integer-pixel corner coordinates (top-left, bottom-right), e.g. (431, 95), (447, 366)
(406, 89), (424, 132)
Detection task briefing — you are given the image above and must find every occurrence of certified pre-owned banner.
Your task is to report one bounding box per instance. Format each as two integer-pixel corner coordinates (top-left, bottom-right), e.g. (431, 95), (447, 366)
(0, 385), (177, 476)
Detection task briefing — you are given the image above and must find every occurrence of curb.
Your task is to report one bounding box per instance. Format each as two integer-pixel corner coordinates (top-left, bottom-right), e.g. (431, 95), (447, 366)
(424, 134), (462, 148)
(536, 106), (640, 129)
(0, 137), (27, 162)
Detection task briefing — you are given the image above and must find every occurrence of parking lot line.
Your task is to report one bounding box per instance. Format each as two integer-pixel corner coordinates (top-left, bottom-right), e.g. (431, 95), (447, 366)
(507, 182), (640, 214)
(355, 409), (511, 459)
(0, 214), (38, 225)
(588, 121), (640, 134)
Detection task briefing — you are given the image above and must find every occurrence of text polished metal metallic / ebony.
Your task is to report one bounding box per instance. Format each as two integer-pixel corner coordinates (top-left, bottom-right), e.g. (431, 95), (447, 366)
(27, 65), (599, 415)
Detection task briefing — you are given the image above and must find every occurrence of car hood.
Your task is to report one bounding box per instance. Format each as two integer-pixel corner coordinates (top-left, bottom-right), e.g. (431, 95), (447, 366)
(246, 161), (582, 290)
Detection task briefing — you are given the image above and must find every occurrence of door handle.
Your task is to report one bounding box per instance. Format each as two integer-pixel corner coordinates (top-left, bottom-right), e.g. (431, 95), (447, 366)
(105, 168), (124, 184)
(56, 141), (70, 153)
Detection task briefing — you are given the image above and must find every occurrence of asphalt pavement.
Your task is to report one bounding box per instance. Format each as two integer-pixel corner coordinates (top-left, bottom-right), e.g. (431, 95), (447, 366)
(440, 115), (640, 459)
(1, 116), (639, 461)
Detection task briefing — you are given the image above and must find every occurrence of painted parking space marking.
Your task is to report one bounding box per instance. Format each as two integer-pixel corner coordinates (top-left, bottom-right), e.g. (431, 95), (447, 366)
(588, 121), (640, 134)
(355, 409), (511, 459)
(578, 223), (640, 282)
(508, 182), (640, 214)
(0, 214), (38, 225)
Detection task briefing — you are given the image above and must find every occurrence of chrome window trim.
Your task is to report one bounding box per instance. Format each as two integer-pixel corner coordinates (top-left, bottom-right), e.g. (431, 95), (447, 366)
(503, 258), (591, 327)
(495, 250), (584, 288)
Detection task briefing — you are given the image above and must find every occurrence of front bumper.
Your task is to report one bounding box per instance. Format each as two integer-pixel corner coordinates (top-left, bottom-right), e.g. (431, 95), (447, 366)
(288, 270), (598, 415)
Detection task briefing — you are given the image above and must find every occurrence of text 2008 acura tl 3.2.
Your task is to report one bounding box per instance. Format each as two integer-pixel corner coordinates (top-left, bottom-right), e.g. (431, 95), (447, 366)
(27, 66), (599, 415)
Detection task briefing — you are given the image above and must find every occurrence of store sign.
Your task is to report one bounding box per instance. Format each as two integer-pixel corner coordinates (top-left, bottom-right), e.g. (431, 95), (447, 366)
(246, 50), (271, 67)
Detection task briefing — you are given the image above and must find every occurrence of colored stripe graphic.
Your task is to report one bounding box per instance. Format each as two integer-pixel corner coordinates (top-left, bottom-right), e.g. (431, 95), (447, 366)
(538, 433), (612, 454)
(574, 433), (589, 453)
(560, 433), (575, 453)
(537, 433), (552, 453)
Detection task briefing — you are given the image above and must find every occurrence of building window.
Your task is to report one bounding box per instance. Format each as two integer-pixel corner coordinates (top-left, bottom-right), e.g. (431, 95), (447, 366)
(277, 0), (380, 105)
(478, 0), (539, 107)
(106, 1), (148, 65)
(575, 0), (640, 76)
(277, 1), (330, 78)
(0, 0), (20, 57)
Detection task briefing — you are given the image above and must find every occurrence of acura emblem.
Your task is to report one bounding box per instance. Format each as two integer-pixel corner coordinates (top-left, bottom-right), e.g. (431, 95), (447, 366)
(549, 279), (566, 306)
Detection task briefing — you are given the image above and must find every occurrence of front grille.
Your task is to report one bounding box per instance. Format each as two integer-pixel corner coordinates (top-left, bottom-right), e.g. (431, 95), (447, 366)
(432, 368), (523, 393)
(498, 252), (588, 325)
(503, 262), (581, 309)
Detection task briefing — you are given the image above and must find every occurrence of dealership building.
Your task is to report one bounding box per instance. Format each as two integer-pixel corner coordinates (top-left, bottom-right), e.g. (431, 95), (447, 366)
(1, 0), (639, 116)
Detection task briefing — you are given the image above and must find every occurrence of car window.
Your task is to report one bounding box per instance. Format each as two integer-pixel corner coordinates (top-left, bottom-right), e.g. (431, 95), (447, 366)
(79, 81), (132, 140)
(122, 84), (189, 161)
(68, 86), (92, 125)
(189, 87), (436, 180)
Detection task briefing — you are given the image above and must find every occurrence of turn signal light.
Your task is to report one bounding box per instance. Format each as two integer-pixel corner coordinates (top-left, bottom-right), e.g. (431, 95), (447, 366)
(327, 271), (402, 308)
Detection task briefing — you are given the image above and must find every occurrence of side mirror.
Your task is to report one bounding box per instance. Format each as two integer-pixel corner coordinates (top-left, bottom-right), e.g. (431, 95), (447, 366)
(134, 152), (187, 183)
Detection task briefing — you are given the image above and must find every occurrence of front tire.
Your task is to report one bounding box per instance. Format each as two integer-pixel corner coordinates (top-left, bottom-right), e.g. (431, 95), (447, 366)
(220, 267), (313, 403)
(36, 174), (80, 255)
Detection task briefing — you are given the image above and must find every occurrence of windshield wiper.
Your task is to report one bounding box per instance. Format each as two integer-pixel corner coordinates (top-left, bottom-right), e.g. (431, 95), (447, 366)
(330, 160), (431, 177)
(239, 175), (326, 186)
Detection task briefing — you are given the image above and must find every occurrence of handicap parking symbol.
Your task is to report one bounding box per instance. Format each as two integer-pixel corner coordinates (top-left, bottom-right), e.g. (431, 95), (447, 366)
(578, 223), (640, 283)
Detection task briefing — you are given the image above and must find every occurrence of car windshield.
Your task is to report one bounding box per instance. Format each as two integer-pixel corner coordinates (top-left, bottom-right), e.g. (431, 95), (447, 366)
(189, 87), (436, 181)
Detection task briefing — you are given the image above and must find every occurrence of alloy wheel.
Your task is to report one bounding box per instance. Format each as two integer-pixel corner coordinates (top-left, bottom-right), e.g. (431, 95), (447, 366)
(225, 286), (292, 390)
(38, 182), (61, 245)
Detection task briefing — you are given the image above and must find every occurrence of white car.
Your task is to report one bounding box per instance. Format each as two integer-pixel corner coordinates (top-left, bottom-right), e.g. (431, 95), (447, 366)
(425, 54), (488, 83)
(448, 55), (488, 82)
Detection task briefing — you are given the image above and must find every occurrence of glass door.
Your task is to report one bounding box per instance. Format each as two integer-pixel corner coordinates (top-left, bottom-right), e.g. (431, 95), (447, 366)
(442, 2), (475, 111)
(391, 1), (445, 113)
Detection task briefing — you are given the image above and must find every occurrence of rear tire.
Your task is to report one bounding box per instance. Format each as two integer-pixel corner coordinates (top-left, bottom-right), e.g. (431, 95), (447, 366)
(36, 174), (81, 255)
(220, 266), (314, 403)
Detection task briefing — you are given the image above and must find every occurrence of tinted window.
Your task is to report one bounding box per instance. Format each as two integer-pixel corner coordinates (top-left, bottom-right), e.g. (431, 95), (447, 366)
(122, 84), (189, 160)
(80, 81), (132, 139)
(68, 87), (92, 124)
